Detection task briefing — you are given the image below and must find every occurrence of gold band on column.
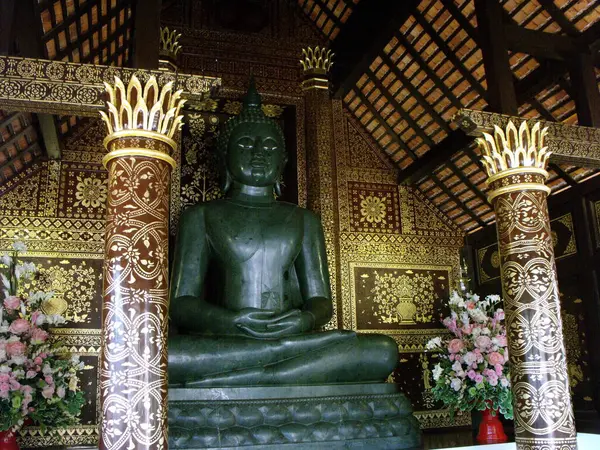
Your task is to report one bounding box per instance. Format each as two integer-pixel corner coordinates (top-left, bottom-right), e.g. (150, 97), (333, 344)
(99, 75), (185, 450)
(478, 120), (577, 450)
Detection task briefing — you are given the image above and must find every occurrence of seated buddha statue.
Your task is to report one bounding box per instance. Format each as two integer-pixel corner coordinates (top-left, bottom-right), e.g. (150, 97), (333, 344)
(168, 82), (398, 387)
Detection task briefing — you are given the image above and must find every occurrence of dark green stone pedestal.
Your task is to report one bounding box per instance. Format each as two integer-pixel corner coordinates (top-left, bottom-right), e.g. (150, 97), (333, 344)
(168, 383), (421, 449)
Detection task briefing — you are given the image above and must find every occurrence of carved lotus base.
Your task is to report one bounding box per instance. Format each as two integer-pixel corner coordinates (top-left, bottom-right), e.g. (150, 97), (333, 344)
(168, 383), (421, 449)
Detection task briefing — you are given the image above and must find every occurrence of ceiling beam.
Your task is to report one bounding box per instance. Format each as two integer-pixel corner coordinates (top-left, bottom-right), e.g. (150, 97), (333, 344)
(131, 0), (162, 69)
(569, 52), (600, 127)
(398, 130), (473, 185)
(329, 0), (419, 98)
(504, 24), (578, 61)
(536, 0), (579, 36)
(475, 0), (518, 114)
(0, 0), (16, 55)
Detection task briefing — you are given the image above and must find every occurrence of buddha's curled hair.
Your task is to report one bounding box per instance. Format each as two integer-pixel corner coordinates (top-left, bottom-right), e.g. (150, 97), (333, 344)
(215, 77), (287, 194)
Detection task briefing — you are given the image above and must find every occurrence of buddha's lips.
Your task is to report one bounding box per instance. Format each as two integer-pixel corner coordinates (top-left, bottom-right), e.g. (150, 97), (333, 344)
(251, 157), (266, 168)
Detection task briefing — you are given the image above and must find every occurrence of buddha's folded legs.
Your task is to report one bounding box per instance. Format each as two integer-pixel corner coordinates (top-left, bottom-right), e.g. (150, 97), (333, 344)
(168, 331), (398, 386)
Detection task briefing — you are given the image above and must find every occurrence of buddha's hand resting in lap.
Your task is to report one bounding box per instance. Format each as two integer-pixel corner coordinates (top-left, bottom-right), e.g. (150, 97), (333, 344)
(234, 308), (315, 338)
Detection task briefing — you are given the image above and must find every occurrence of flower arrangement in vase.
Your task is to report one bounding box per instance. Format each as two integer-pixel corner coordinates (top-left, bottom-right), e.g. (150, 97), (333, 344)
(0, 242), (85, 449)
(426, 290), (512, 444)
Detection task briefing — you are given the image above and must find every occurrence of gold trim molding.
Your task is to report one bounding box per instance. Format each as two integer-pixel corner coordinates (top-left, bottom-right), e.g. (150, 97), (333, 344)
(456, 108), (600, 168)
(102, 148), (177, 169)
(0, 56), (220, 116)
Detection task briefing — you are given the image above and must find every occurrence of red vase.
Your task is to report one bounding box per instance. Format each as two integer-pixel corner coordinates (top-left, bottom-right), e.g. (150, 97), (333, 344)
(0, 430), (19, 450)
(476, 407), (508, 444)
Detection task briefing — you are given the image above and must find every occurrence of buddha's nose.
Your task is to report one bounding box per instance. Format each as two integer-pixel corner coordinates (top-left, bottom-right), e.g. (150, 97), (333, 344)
(252, 137), (264, 152)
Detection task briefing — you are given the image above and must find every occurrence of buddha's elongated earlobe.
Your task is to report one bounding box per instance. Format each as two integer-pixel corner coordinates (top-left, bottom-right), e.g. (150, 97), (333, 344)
(274, 180), (283, 197)
(221, 169), (232, 193)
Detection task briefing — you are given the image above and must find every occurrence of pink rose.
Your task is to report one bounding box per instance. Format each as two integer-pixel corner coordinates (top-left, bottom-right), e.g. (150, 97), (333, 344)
(0, 374), (8, 383)
(448, 339), (464, 354)
(466, 302), (475, 310)
(9, 318), (30, 335)
(3, 296), (21, 310)
(34, 357), (43, 365)
(494, 364), (503, 376)
(41, 385), (55, 399)
(26, 370), (37, 379)
(494, 309), (505, 321)
(488, 351), (504, 365)
(31, 328), (49, 344)
(467, 370), (476, 380)
(6, 341), (26, 357)
(461, 324), (473, 335)
(475, 335), (492, 350)
(474, 374), (484, 384)
(44, 376), (54, 385)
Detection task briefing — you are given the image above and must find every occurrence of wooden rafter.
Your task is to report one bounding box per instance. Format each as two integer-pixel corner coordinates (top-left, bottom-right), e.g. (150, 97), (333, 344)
(330, 0), (420, 98)
(131, 0), (162, 69)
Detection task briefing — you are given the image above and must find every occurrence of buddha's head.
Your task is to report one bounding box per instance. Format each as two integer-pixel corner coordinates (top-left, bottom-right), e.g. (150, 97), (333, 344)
(217, 79), (287, 194)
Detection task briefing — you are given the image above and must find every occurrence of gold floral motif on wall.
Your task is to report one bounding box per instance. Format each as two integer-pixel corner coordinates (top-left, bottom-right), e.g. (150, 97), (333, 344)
(74, 176), (108, 208)
(20, 258), (102, 327)
(0, 164), (45, 216)
(58, 163), (108, 219)
(348, 181), (401, 234)
(351, 262), (450, 332)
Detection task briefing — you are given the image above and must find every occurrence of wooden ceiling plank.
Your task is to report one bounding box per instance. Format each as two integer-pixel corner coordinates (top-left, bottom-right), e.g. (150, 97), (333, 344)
(536, 0), (580, 36)
(430, 174), (487, 228)
(311, 0), (342, 25)
(393, 32), (463, 109)
(353, 89), (419, 161)
(330, 0), (420, 98)
(549, 163), (578, 188)
(412, 10), (488, 100)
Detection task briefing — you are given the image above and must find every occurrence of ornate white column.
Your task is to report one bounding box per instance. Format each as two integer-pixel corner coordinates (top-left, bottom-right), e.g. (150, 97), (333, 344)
(477, 121), (577, 450)
(99, 75), (185, 450)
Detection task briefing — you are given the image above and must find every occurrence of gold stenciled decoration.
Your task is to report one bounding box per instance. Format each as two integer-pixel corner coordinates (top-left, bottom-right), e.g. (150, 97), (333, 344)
(100, 75), (185, 140)
(478, 120), (551, 177)
(300, 47), (333, 91)
(476, 120), (552, 202)
(160, 26), (182, 58)
(99, 75), (186, 168)
(300, 46), (334, 75)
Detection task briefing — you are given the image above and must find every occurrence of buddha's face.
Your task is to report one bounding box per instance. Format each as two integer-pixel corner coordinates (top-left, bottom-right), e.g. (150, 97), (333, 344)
(227, 122), (286, 187)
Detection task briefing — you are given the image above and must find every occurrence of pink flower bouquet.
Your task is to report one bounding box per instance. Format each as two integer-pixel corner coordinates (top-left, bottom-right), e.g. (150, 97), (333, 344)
(426, 291), (513, 419)
(0, 242), (85, 432)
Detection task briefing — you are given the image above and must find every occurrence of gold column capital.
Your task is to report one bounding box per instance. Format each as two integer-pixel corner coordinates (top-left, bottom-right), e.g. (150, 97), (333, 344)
(159, 26), (182, 71)
(99, 75), (186, 168)
(477, 120), (552, 202)
(300, 46), (333, 91)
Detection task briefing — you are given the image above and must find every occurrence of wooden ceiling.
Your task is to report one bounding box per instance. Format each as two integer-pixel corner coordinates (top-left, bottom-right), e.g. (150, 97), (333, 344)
(299, 0), (600, 232)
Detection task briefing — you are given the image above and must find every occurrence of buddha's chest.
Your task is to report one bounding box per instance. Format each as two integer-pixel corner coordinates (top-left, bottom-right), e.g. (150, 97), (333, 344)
(205, 205), (303, 266)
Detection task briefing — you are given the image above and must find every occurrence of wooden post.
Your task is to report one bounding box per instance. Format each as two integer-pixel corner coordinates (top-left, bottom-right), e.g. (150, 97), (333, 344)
(99, 75), (185, 450)
(300, 47), (341, 328)
(477, 121), (577, 450)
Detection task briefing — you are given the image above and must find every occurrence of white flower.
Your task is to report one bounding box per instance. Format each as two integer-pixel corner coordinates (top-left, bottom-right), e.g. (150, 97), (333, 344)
(460, 312), (469, 326)
(433, 363), (443, 381)
(449, 291), (462, 305)
(0, 365), (10, 373)
(426, 337), (442, 350)
(46, 314), (66, 325)
(487, 294), (501, 304)
(12, 241), (27, 252)
(450, 377), (463, 391)
(472, 327), (482, 338)
(0, 254), (10, 266)
(500, 377), (510, 388)
(0, 273), (9, 289)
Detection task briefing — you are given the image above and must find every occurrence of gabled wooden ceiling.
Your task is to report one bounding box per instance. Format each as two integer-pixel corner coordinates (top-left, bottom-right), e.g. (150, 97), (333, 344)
(299, 0), (600, 232)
